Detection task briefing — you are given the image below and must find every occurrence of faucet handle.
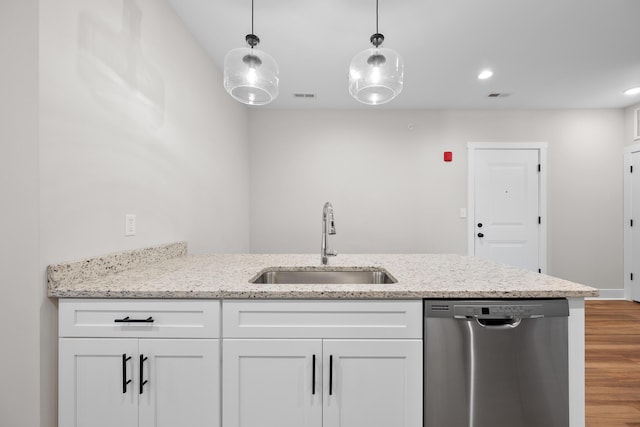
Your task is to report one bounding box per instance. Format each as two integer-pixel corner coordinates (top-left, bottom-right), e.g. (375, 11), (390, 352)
(329, 211), (336, 234)
(326, 250), (337, 257)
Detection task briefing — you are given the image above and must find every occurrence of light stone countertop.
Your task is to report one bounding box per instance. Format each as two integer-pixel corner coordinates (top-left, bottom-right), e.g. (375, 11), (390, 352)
(47, 243), (599, 299)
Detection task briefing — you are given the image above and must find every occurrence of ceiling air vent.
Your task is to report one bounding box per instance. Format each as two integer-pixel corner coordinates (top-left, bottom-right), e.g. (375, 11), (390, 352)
(293, 93), (317, 99)
(487, 92), (511, 98)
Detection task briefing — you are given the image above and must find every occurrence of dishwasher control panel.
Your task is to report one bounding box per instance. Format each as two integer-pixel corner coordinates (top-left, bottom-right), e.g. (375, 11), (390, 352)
(453, 304), (543, 319)
(425, 299), (569, 319)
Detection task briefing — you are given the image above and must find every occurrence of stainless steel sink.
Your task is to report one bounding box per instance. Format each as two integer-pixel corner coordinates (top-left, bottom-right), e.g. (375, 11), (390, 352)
(249, 268), (397, 284)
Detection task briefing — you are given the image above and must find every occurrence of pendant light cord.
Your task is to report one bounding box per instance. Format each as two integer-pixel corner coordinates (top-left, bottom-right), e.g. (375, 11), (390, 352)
(370, 0), (384, 47)
(246, 0), (259, 48)
(376, 0), (379, 34)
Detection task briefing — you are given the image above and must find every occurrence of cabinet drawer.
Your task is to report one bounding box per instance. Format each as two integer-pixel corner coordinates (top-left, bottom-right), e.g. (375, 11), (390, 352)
(59, 299), (220, 338)
(222, 300), (422, 339)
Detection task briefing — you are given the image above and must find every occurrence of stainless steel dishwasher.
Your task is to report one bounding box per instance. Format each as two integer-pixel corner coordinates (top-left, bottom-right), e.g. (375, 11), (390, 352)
(424, 299), (569, 427)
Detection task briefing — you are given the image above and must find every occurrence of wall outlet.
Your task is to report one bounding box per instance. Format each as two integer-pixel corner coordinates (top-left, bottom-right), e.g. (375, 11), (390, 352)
(125, 214), (136, 236)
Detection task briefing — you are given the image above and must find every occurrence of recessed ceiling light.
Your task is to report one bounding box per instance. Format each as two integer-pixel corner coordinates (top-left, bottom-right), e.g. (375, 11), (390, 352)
(624, 87), (640, 96)
(478, 70), (494, 80)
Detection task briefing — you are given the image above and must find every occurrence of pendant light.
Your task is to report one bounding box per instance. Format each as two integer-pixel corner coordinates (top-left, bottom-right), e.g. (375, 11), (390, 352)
(224, 0), (279, 105)
(349, 0), (404, 105)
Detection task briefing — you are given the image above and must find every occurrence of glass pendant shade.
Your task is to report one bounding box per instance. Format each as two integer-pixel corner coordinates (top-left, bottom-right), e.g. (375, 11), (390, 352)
(349, 47), (404, 105)
(224, 46), (279, 105)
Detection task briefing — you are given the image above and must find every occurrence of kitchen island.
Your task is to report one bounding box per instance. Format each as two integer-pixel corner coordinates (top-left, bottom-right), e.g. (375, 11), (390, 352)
(48, 242), (597, 427)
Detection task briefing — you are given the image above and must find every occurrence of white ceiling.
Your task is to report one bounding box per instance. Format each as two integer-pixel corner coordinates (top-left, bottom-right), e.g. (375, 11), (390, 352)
(167, 0), (640, 109)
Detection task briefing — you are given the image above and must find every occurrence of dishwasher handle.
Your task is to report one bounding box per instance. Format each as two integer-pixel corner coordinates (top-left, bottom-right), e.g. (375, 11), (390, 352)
(475, 317), (522, 329)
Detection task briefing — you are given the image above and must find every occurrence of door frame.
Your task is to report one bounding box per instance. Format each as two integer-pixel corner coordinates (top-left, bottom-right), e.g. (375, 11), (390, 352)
(624, 142), (640, 300)
(467, 142), (548, 273)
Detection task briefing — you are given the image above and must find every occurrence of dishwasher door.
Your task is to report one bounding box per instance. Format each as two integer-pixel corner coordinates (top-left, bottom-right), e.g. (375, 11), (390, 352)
(424, 299), (569, 427)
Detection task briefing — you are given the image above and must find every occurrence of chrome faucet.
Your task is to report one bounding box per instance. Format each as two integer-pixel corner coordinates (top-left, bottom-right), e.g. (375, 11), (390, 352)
(321, 202), (337, 265)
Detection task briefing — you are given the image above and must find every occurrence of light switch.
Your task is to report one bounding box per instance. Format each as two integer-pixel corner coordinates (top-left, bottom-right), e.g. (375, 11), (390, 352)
(459, 208), (467, 218)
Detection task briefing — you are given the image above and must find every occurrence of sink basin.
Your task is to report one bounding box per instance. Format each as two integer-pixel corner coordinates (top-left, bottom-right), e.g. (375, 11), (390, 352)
(249, 268), (397, 284)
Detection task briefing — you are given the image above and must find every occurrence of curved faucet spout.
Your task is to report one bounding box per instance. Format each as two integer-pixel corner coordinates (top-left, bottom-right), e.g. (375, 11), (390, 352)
(321, 202), (337, 265)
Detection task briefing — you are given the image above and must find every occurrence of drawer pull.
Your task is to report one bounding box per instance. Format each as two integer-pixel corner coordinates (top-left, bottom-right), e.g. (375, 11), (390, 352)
(312, 354), (316, 395)
(122, 354), (132, 394)
(329, 355), (333, 396)
(139, 354), (148, 394)
(114, 316), (154, 323)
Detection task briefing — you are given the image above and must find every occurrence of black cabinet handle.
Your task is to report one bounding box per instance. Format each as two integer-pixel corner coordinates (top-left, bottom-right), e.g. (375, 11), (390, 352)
(139, 354), (148, 394)
(329, 355), (333, 396)
(477, 233), (484, 238)
(312, 354), (316, 395)
(114, 316), (154, 323)
(122, 354), (132, 394)
(477, 223), (483, 228)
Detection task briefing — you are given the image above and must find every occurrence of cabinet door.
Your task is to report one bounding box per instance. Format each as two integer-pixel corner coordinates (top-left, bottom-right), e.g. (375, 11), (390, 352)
(323, 340), (422, 427)
(138, 339), (220, 427)
(223, 339), (322, 427)
(59, 338), (138, 427)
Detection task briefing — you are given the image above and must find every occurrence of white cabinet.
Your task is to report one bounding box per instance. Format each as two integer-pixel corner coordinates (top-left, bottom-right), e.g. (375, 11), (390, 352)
(222, 300), (422, 427)
(322, 340), (422, 427)
(58, 298), (422, 427)
(58, 299), (220, 427)
(138, 339), (219, 427)
(223, 339), (322, 427)
(59, 339), (138, 427)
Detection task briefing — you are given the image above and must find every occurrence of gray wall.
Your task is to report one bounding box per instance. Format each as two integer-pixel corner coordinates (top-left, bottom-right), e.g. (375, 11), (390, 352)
(0, 1), (40, 426)
(39, 0), (251, 262)
(249, 109), (624, 290)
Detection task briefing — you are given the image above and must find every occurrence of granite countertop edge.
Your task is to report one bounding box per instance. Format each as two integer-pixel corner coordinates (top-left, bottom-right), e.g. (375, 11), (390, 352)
(47, 244), (600, 299)
(49, 289), (598, 299)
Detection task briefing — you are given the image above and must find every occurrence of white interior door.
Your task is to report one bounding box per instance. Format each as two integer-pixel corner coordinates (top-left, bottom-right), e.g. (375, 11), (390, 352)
(631, 151), (640, 301)
(471, 147), (543, 272)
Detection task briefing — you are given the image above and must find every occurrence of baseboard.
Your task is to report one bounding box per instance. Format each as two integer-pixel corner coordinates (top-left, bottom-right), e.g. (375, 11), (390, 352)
(586, 288), (626, 300)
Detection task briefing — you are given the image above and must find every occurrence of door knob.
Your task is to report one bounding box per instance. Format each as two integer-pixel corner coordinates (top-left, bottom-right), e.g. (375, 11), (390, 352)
(477, 233), (484, 238)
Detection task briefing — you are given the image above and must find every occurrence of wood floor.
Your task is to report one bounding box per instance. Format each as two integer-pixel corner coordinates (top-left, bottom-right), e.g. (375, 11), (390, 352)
(586, 300), (640, 427)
